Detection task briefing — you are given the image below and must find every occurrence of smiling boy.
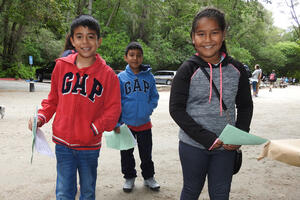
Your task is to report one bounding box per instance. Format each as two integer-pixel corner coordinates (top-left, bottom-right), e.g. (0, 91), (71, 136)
(114, 42), (160, 193)
(28, 15), (121, 199)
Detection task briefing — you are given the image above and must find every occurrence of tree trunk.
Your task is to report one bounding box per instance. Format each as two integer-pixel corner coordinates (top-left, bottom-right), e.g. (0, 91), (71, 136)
(88, 0), (93, 15)
(2, 14), (10, 69)
(66, 0), (72, 23)
(0, 0), (7, 13)
(2, 22), (25, 69)
(11, 24), (24, 57)
(105, 0), (120, 27)
(76, 0), (87, 15)
(138, 0), (149, 42)
(285, 0), (300, 38)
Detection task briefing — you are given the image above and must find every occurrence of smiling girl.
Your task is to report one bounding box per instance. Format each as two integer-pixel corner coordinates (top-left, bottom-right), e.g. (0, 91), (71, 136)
(169, 7), (253, 200)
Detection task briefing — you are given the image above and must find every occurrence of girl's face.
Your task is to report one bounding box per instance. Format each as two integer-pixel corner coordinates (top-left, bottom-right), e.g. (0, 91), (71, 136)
(192, 17), (225, 64)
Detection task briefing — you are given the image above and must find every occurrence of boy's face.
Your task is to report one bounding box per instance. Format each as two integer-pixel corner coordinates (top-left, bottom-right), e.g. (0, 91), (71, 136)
(124, 49), (143, 73)
(70, 26), (102, 60)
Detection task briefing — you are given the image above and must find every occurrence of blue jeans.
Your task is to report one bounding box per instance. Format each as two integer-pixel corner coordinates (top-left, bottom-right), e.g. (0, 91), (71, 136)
(179, 141), (235, 200)
(55, 144), (100, 200)
(252, 81), (257, 93)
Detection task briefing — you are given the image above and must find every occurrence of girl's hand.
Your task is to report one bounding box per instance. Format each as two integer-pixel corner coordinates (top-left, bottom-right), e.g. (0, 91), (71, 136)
(114, 127), (121, 134)
(28, 117), (42, 131)
(211, 139), (223, 150)
(223, 144), (241, 151)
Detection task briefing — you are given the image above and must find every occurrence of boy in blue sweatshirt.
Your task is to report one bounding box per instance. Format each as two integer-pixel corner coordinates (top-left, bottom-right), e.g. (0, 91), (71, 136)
(114, 41), (160, 193)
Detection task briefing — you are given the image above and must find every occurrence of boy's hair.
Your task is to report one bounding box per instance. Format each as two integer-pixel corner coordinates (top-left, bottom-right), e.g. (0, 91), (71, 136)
(190, 7), (227, 54)
(70, 15), (100, 39)
(125, 42), (143, 56)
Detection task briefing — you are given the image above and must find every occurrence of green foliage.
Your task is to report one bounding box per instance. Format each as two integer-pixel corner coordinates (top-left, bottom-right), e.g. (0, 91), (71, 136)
(255, 45), (287, 74)
(0, 0), (299, 78)
(274, 41), (300, 76)
(229, 46), (254, 66)
(20, 28), (64, 65)
(136, 39), (157, 70)
(0, 63), (36, 79)
(293, 71), (300, 81)
(99, 31), (130, 69)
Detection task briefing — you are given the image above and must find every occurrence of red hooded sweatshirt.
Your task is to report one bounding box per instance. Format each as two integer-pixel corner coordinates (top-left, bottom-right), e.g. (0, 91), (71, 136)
(38, 53), (121, 150)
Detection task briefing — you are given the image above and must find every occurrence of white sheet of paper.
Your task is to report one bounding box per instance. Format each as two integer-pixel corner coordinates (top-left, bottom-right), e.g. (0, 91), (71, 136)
(35, 128), (55, 158)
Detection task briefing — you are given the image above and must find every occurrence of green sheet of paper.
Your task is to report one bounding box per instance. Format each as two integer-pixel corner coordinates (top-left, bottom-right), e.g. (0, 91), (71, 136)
(104, 125), (136, 150)
(219, 124), (268, 145)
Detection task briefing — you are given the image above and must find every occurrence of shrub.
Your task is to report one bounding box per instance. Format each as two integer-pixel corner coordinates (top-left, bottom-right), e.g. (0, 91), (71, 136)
(1, 63), (37, 79)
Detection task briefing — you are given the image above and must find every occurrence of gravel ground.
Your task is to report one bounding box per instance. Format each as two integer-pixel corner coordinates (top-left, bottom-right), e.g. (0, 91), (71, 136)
(1, 79), (300, 200)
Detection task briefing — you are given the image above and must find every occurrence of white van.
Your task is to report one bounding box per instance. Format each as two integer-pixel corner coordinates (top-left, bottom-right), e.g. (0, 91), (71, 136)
(154, 70), (176, 85)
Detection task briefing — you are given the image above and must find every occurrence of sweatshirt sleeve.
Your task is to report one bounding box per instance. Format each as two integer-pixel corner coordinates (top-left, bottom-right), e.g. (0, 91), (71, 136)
(169, 62), (218, 149)
(115, 76), (124, 128)
(235, 63), (253, 132)
(149, 74), (159, 112)
(37, 62), (60, 124)
(92, 72), (121, 133)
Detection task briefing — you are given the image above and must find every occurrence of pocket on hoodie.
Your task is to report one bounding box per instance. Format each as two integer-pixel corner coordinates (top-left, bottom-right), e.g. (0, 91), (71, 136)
(137, 104), (151, 121)
(122, 101), (135, 119)
(74, 119), (100, 145)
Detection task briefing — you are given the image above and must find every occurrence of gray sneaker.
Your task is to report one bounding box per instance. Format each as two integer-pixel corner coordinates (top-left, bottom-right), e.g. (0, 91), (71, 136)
(144, 177), (160, 191)
(123, 178), (135, 193)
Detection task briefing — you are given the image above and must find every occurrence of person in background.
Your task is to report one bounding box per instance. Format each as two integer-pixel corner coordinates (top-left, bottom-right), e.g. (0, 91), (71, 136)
(28, 14), (121, 199)
(169, 7), (253, 200)
(269, 70), (277, 92)
(251, 64), (262, 97)
(114, 41), (160, 193)
(255, 64), (262, 95)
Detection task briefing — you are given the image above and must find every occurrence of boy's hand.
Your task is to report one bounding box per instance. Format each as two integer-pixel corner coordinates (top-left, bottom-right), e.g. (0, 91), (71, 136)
(223, 144), (241, 151)
(28, 117), (42, 131)
(114, 127), (120, 134)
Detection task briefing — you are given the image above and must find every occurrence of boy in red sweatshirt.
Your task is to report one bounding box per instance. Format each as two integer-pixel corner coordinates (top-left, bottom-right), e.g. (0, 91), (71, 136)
(28, 15), (121, 199)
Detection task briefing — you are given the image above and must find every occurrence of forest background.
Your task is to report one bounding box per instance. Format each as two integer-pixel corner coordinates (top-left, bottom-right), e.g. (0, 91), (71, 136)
(0, 0), (299, 80)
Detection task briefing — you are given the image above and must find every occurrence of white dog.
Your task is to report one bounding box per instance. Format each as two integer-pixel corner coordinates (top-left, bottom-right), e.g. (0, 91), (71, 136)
(0, 105), (5, 119)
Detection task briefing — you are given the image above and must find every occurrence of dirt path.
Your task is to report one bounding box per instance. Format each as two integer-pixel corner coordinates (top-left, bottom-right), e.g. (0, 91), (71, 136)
(1, 80), (300, 200)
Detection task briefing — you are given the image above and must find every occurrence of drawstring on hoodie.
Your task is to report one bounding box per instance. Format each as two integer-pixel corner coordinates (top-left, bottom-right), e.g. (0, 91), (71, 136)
(219, 63), (223, 116)
(208, 63), (213, 104)
(208, 63), (223, 116)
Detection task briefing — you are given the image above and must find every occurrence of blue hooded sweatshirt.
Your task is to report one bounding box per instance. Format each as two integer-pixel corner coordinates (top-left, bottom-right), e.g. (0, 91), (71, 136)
(118, 64), (159, 127)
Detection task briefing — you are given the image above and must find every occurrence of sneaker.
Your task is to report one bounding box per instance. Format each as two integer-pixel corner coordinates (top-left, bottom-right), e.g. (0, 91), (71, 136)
(123, 178), (135, 193)
(144, 177), (160, 191)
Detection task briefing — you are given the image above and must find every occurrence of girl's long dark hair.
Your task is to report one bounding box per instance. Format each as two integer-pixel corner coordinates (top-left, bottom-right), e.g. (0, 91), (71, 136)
(64, 33), (75, 51)
(190, 7), (227, 54)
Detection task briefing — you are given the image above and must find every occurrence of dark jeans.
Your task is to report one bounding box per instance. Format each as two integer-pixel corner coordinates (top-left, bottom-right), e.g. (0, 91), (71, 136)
(179, 141), (235, 200)
(120, 128), (154, 179)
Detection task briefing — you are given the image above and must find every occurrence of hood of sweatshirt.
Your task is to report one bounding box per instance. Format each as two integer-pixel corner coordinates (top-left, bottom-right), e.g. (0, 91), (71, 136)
(124, 64), (152, 77)
(56, 53), (107, 75)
